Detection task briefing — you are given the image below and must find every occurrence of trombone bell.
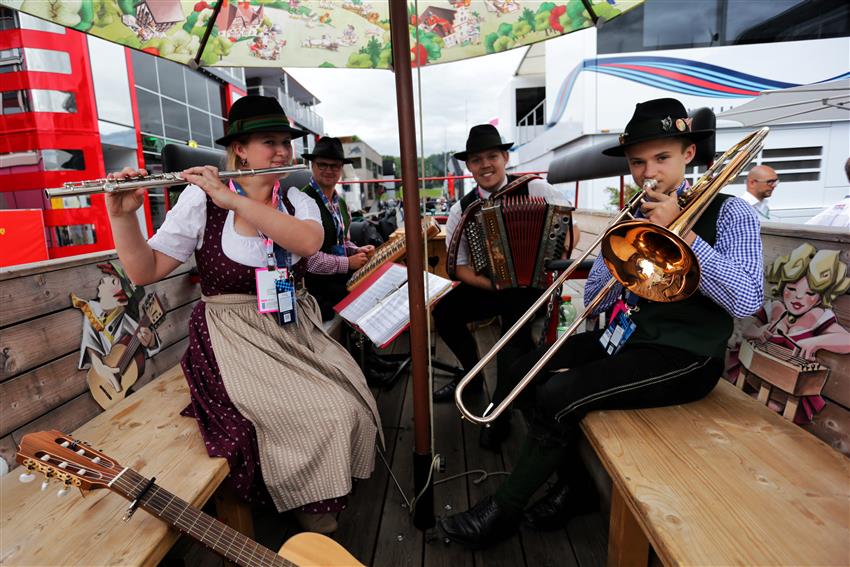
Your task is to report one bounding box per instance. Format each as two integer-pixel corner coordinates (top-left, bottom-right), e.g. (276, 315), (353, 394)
(602, 220), (700, 303)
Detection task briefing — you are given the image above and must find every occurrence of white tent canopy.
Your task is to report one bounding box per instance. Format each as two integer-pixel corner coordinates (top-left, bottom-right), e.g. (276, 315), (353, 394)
(718, 78), (850, 126)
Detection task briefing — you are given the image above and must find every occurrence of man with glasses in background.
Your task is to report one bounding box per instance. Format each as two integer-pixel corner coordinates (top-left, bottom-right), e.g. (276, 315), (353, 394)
(743, 165), (779, 220)
(301, 137), (399, 385)
(301, 136), (374, 319)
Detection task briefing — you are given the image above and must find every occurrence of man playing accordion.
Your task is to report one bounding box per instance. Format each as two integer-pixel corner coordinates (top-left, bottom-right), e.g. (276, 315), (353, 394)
(433, 124), (579, 451)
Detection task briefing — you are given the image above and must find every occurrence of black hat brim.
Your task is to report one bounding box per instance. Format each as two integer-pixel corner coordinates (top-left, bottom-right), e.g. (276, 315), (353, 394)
(215, 124), (310, 146)
(602, 129), (714, 157)
(454, 142), (514, 161)
(301, 152), (354, 165)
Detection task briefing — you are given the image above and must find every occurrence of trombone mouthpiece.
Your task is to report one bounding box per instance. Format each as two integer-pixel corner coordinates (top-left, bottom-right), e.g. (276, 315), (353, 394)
(643, 179), (658, 191)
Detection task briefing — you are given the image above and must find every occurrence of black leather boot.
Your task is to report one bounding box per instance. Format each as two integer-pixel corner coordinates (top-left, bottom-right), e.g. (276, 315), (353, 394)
(522, 480), (598, 531)
(438, 495), (520, 549)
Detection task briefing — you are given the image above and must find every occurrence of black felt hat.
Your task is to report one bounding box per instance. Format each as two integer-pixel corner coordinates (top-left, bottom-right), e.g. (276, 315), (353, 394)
(215, 95), (308, 146)
(454, 124), (513, 161)
(301, 136), (353, 164)
(602, 98), (714, 157)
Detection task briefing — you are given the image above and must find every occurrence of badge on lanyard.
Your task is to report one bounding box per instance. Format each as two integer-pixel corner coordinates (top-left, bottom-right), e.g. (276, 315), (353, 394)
(252, 231), (297, 325)
(599, 296), (638, 355)
(275, 274), (297, 326)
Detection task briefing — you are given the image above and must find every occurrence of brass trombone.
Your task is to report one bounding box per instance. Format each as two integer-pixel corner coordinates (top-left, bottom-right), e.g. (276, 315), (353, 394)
(455, 127), (770, 426)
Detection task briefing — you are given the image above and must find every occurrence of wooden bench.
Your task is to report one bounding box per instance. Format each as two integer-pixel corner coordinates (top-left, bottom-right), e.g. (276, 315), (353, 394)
(0, 365), (253, 566)
(0, 251), (252, 565)
(582, 379), (850, 567)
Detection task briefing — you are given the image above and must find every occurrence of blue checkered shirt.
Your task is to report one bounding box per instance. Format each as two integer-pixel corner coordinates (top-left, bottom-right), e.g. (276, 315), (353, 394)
(585, 185), (764, 319)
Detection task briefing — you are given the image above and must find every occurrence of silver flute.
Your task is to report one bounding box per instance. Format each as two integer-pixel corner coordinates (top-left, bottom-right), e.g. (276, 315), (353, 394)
(44, 165), (308, 198)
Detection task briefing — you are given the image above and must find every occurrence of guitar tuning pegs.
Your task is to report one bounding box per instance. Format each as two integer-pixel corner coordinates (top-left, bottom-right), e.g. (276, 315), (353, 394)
(40, 479), (50, 491)
(19, 471), (35, 483)
(57, 485), (71, 497)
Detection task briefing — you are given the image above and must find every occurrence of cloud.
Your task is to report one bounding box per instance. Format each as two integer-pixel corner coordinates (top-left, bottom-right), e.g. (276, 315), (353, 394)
(286, 47), (526, 157)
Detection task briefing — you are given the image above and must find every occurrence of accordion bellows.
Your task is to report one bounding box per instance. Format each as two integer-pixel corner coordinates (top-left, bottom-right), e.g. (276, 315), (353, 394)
(466, 196), (574, 290)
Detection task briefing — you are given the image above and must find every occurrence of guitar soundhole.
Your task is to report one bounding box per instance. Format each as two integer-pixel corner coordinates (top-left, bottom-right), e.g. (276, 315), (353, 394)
(99, 385), (113, 400)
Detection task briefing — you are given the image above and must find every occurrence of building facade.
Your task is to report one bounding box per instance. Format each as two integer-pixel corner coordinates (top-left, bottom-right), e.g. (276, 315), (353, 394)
(340, 136), (383, 208)
(0, 7), (323, 265)
(498, 0), (850, 223)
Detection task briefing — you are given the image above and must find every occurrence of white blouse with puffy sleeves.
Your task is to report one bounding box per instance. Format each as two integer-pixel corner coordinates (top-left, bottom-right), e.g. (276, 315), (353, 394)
(148, 184), (321, 266)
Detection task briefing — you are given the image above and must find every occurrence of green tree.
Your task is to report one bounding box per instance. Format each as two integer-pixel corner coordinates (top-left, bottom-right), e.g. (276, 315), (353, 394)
(520, 7), (536, 30)
(493, 35), (515, 52)
(363, 36), (382, 67)
(605, 182), (640, 209)
(512, 20), (531, 38)
(347, 53), (373, 68)
(497, 22), (513, 37)
(484, 31), (499, 53)
(535, 11), (551, 34)
(537, 2), (556, 14)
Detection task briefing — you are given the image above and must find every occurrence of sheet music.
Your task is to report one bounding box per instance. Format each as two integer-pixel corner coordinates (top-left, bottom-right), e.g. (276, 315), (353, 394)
(356, 271), (454, 346)
(339, 264), (408, 323)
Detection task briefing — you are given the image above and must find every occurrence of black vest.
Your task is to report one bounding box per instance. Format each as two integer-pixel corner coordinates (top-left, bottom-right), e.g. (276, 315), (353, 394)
(628, 194), (733, 359)
(301, 183), (351, 255)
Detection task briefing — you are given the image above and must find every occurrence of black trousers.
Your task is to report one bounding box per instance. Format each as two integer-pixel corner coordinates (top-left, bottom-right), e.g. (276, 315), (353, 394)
(510, 329), (722, 445)
(432, 283), (540, 402)
(305, 272), (351, 322)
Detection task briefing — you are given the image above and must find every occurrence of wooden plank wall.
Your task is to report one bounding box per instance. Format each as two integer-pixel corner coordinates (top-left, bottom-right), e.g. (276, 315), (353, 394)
(0, 251), (200, 469)
(571, 214), (850, 456)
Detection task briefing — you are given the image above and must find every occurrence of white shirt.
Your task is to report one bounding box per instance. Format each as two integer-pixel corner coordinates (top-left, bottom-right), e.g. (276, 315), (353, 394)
(805, 195), (850, 228)
(149, 184), (322, 266)
(445, 176), (572, 267)
(741, 190), (770, 220)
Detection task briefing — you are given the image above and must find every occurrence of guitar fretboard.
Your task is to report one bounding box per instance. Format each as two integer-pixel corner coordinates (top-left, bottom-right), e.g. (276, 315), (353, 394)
(113, 468), (292, 567)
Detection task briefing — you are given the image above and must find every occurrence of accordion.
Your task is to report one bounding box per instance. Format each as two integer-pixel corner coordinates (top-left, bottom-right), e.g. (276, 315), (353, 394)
(464, 196), (574, 290)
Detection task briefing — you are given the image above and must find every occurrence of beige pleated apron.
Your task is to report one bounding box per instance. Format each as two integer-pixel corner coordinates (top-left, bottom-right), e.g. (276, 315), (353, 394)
(203, 290), (382, 512)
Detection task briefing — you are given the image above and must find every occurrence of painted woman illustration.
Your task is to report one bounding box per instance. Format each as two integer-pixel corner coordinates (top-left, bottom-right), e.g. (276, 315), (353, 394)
(738, 243), (850, 422)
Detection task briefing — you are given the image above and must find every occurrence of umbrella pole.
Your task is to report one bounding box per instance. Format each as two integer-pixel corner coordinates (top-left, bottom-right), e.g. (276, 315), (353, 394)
(389, 0), (435, 530)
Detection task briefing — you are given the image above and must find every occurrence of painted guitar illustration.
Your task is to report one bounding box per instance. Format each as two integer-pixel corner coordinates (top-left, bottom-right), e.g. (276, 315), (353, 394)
(15, 430), (364, 567)
(87, 293), (165, 410)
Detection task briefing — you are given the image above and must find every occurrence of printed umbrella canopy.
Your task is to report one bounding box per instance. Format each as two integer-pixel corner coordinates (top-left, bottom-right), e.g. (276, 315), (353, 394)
(0, 0), (643, 69)
(0, 0), (644, 530)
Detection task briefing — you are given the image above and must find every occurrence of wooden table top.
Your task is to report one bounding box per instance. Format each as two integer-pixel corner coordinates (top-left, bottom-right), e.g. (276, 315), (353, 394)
(0, 367), (228, 567)
(582, 379), (850, 567)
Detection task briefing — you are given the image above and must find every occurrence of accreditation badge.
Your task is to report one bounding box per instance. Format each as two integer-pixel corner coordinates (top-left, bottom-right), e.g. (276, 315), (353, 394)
(275, 271), (297, 326)
(256, 268), (280, 313)
(599, 299), (636, 355)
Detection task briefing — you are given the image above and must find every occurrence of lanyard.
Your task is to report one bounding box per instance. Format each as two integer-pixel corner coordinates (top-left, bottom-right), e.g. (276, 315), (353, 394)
(229, 179), (292, 272)
(312, 179), (346, 255)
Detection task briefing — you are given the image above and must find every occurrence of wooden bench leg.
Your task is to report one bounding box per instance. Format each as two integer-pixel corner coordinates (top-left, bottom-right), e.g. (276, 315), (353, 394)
(757, 381), (771, 404)
(214, 482), (255, 540)
(608, 484), (649, 567)
(782, 395), (800, 421)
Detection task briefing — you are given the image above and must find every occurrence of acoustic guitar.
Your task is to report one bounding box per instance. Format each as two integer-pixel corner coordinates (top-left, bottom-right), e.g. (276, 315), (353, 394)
(16, 430), (364, 567)
(87, 293), (165, 410)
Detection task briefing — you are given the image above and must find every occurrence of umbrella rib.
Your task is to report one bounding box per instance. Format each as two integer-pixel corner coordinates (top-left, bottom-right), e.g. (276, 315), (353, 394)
(580, 0), (599, 25)
(194, 0), (227, 67)
(751, 104), (848, 126)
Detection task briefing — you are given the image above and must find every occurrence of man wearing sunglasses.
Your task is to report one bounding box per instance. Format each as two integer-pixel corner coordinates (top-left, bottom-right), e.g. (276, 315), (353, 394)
(743, 165), (779, 220)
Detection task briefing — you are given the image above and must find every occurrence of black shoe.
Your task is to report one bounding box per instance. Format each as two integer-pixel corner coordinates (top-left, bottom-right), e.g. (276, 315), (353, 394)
(438, 495), (519, 550)
(522, 481), (597, 531)
(432, 377), (483, 403)
(479, 415), (511, 451)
